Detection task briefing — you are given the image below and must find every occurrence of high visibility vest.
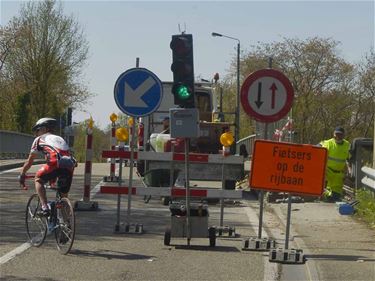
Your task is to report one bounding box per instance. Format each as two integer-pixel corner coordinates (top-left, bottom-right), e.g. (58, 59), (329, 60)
(320, 138), (350, 171)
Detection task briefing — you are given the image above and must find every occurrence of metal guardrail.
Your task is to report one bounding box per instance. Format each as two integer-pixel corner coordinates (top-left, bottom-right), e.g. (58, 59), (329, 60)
(361, 166), (375, 192)
(0, 130), (34, 159)
(236, 134), (257, 159)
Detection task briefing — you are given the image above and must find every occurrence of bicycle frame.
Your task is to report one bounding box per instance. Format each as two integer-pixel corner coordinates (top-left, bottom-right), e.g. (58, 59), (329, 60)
(23, 173), (75, 254)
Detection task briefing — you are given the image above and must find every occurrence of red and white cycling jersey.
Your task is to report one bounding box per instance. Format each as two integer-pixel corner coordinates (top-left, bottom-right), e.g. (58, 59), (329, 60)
(31, 133), (70, 166)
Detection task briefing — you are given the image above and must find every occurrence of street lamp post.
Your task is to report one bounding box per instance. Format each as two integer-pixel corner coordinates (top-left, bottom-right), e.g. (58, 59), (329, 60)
(212, 32), (240, 153)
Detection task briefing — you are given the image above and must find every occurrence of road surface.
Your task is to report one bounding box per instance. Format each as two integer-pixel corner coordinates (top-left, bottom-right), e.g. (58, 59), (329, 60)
(0, 162), (374, 281)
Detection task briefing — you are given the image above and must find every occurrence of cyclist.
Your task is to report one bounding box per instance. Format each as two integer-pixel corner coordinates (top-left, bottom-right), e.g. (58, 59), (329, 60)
(19, 117), (76, 216)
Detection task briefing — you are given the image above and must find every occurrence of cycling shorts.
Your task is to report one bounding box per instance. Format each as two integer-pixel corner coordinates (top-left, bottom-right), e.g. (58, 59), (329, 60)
(36, 164), (73, 194)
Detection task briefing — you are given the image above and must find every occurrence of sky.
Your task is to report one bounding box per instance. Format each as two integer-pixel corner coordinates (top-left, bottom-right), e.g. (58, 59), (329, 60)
(1, 0), (374, 129)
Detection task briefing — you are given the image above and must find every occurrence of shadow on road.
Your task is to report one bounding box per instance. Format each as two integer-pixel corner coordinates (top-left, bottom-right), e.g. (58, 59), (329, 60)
(70, 248), (154, 260)
(1, 276), (55, 281)
(305, 254), (375, 262)
(173, 244), (240, 252)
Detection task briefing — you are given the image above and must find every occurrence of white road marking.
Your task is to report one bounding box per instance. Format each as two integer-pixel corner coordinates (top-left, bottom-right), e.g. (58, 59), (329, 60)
(0, 164), (35, 264)
(90, 180), (102, 198)
(0, 167), (106, 265)
(0, 243), (31, 265)
(0, 167), (21, 175)
(243, 205), (279, 281)
(272, 205), (320, 281)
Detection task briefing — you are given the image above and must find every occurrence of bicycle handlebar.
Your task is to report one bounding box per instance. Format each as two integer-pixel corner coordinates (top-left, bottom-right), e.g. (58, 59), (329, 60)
(20, 173), (59, 192)
(20, 174), (35, 191)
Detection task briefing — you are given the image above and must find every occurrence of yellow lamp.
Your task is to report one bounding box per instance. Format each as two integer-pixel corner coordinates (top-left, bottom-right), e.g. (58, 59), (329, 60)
(110, 113), (118, 123)
(87, 117), (94, 129)
(220, 132), (234, 147)
(127, 117), (134, 127)
(115, 127), (129, 142)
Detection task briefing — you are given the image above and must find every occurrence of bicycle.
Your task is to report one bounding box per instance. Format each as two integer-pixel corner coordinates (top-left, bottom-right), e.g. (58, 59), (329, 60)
(23, 174), (75, 255)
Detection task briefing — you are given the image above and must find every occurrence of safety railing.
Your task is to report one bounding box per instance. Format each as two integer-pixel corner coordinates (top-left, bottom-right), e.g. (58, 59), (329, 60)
(0, 130), (34, 159)
(236, 134), (257, 159)
(361, 166), (375, 193)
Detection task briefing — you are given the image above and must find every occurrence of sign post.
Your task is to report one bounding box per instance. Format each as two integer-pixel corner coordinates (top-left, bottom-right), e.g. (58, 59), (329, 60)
(170, 108), (199, 246)
(250, 140), (327, 263)
(240, 68), (294, 123)
(241, 68), (294, 251)
(113, 65), (163, 233)
(217, 132), (236, 237)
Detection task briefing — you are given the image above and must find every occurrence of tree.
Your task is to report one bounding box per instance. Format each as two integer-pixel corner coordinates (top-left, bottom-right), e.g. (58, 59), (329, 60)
(15, 91), (31, 132)
(0, 0), (91, 132)
(0, 23), (24, 71)
(221, 37), (373, 144)
(353, 51), (375, 138)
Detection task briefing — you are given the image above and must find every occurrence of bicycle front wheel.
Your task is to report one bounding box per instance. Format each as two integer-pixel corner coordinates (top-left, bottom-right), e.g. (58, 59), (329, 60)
(25, 194), (47, 247)
(55, 197), (75, 255)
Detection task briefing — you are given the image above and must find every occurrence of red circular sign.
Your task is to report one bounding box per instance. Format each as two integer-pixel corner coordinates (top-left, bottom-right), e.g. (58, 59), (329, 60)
(241, 69), (294, 122)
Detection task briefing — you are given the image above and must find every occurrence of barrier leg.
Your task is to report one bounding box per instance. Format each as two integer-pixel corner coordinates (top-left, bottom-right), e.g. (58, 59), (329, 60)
(269, 194), (305, 264)
(216, 155), (236, 238)
(103, 121), (119, 183)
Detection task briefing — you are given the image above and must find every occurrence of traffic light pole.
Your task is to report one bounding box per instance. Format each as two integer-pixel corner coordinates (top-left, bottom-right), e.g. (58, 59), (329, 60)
(184, 138), (191, 246)
(235, 42), (240, 152)
(211, 32), (240, 151)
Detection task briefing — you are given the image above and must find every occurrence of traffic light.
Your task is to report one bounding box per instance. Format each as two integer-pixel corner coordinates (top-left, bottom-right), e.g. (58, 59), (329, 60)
(170, 34), (195, 108)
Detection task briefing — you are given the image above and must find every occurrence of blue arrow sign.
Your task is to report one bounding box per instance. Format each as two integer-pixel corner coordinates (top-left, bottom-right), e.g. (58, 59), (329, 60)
(114, 68), (163, 117)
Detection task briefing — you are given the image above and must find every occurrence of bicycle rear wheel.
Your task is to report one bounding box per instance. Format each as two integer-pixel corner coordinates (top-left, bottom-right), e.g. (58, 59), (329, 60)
(25, 194), (47, 246)
(54, 197), (75, 255)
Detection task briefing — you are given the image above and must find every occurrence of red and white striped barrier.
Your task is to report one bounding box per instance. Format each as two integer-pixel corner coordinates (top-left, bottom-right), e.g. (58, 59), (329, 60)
(137, 118), (144, 150)
(75, 123), (98, 210)
(101, 150), (243, 165)
(100, 183), (243, 199)
(110, 124), (116, 177)
(101, 150), (244, 181)
(273, 118), (293, 142)
(222, 145), (231, 157)
(83, 128), (93, 200)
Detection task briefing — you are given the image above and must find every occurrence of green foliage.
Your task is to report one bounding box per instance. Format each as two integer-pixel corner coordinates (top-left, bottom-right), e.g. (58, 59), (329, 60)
(355, 189), (375, 228)
(218, 82), (255, 139)
(14, 91), (31, 131)
(221, 37), (374, 144)
(72, 120), (110, 163)
(0, 0), (91, 132)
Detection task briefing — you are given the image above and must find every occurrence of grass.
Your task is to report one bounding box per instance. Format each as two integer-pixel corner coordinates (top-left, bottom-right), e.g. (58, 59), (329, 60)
(355, 189), (375, 229)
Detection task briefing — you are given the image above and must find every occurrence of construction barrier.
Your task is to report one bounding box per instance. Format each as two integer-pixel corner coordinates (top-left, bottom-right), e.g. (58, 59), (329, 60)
(102, 150), (244, 164)
(84, 130), (93, 199)
(100, 146), (244, 236)
(110, 122), (116, 177)
(100, 183), (243, 199)
(102, 151), (243, 181)
(74, 119), (98, 211)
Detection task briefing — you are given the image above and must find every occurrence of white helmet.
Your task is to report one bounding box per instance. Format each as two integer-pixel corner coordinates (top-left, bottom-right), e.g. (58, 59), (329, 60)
(32, 117), (57, 132)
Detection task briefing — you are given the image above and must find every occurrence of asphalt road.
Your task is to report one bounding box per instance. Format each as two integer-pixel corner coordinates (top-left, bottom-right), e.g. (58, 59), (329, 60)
(1, 163), (374, 281)
(0, 163), (274, 281)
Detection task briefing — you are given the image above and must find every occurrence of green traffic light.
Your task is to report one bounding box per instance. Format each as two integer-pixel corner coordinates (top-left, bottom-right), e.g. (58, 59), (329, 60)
(176, 85), (191, 99)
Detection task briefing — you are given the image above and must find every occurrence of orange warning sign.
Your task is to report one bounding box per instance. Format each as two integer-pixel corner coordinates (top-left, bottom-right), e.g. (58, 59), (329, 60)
(250, 140), (327, 196)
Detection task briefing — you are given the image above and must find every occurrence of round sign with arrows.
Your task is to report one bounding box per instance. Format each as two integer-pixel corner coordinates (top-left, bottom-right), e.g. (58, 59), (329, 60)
(240, 69), (294, 123)
(114, 68), (163, 117)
